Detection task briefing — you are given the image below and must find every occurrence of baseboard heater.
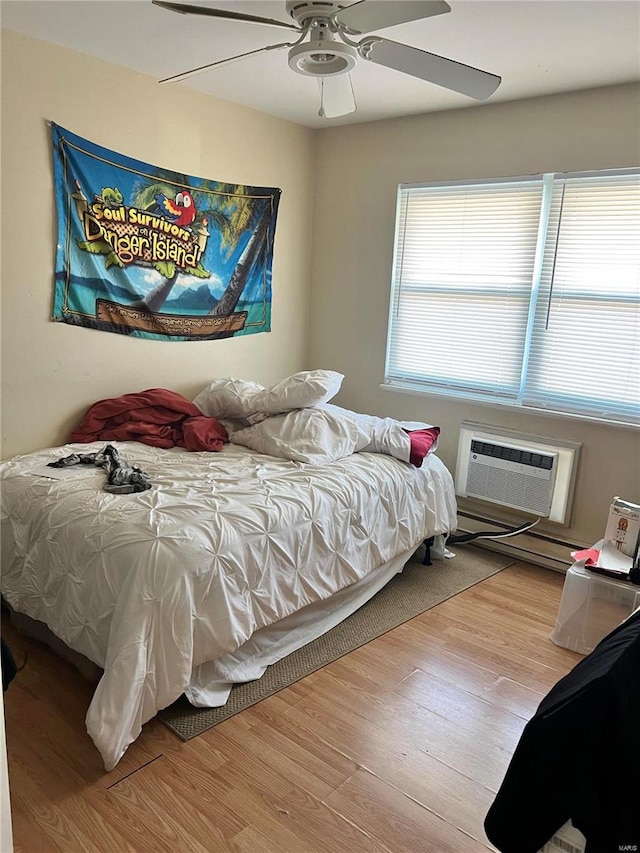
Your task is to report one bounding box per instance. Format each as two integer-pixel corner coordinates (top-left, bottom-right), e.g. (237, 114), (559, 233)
(455, 422), (581, 525)
(453, 511), (583, 573)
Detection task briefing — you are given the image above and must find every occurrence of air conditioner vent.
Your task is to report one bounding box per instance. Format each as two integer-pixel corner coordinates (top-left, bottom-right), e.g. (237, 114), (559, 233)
(470, 440), (555, 470)
(456, 423), (581, 525)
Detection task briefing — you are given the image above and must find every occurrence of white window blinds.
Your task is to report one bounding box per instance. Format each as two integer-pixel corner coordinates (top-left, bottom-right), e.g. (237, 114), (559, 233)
(524, 172), (640, 421)
(386, 169), (640, 425)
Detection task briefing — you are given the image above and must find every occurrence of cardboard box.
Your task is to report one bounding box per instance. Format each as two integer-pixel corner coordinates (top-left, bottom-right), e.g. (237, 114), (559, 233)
(604, 497), (640, 558)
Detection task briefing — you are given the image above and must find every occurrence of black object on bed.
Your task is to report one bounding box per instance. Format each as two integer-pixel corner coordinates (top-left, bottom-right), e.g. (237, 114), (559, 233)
(484, 608), (640, 852)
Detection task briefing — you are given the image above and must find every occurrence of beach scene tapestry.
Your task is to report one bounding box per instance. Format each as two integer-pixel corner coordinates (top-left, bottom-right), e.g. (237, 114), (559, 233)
(51, 123), (280, 341)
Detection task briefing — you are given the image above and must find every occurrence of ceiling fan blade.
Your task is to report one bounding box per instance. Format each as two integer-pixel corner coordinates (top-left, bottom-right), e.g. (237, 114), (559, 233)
(335, 1), (450, 35)
(159, 42), (292, 84)
(317, 74), (357, 118)
(152, 0), (300, 32)
(360, 38), (501, 100)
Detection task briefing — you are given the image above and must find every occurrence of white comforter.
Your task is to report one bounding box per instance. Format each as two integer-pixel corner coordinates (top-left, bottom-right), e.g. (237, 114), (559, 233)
(1, 440), (456, 770)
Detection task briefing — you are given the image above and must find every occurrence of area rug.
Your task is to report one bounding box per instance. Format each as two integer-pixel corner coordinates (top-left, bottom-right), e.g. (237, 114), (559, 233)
(158, 545), (513, 740)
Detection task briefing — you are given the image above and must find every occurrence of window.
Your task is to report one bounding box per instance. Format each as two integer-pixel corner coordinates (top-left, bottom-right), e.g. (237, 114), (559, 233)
(385, 169), (640, 425)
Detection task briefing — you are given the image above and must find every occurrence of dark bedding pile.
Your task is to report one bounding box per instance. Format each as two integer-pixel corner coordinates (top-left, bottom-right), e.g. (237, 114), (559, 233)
(69, 388), (228, 451)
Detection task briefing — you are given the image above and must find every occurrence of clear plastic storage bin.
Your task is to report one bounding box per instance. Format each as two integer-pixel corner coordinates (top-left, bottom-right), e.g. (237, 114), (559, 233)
(539, 820), (586, 853)
(551, 562), (640, 655)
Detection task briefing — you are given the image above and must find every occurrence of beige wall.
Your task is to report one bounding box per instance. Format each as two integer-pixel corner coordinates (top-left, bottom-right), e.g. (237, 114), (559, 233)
(0, 30), (315, 457)
(1, 30), (639, 548)
(310, 83), (640, 547)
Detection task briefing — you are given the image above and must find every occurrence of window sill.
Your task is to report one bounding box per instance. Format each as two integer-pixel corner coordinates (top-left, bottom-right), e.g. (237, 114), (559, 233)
(380, 382), (639, 431)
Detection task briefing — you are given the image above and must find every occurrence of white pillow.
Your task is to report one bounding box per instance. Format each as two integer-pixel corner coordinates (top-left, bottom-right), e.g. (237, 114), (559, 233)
(230, 407), (358, 465)
(192, 378), (266, 419)
(260, 370), (344, 414)
(193, 370), (344, 420)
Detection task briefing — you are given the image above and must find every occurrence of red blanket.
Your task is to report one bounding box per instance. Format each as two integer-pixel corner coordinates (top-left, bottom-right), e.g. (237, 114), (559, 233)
(69, 388), (228, 452)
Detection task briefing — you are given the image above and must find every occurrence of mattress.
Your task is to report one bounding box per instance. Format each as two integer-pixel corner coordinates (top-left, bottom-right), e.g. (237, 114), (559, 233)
(1, 439), (457, 769)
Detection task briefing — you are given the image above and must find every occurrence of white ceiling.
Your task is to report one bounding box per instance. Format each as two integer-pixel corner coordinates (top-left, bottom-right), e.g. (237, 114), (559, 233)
(2, 0), (639, 128)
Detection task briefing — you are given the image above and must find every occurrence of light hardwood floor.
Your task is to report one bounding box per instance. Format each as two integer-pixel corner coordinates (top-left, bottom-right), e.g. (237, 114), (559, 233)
(2, 558), (582, 852)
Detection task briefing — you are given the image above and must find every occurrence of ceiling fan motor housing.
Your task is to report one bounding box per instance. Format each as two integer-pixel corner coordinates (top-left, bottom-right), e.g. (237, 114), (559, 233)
(285, 1), (348, 27)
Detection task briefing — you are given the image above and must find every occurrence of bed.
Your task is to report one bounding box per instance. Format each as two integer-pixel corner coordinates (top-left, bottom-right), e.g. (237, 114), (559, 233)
(0, 372), (457, 770)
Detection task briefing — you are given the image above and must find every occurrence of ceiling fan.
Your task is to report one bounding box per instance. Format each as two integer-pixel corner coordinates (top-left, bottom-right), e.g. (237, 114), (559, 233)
(152, 0), (501, 119)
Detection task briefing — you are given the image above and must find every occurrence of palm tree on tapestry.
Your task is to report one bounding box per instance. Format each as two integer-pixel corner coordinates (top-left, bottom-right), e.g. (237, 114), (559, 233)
(130, 174), (270, 316)
(208, 199), (270, 319)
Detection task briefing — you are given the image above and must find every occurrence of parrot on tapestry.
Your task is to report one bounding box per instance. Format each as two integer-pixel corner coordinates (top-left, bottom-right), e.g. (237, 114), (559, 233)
(153, 190), (197, 227)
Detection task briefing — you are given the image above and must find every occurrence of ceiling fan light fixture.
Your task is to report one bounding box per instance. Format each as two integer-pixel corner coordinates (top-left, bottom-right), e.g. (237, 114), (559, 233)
(288, 39), (357, 77)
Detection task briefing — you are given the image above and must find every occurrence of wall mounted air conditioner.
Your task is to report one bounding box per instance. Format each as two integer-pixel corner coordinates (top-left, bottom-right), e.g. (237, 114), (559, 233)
(455, 422), (581, 525)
